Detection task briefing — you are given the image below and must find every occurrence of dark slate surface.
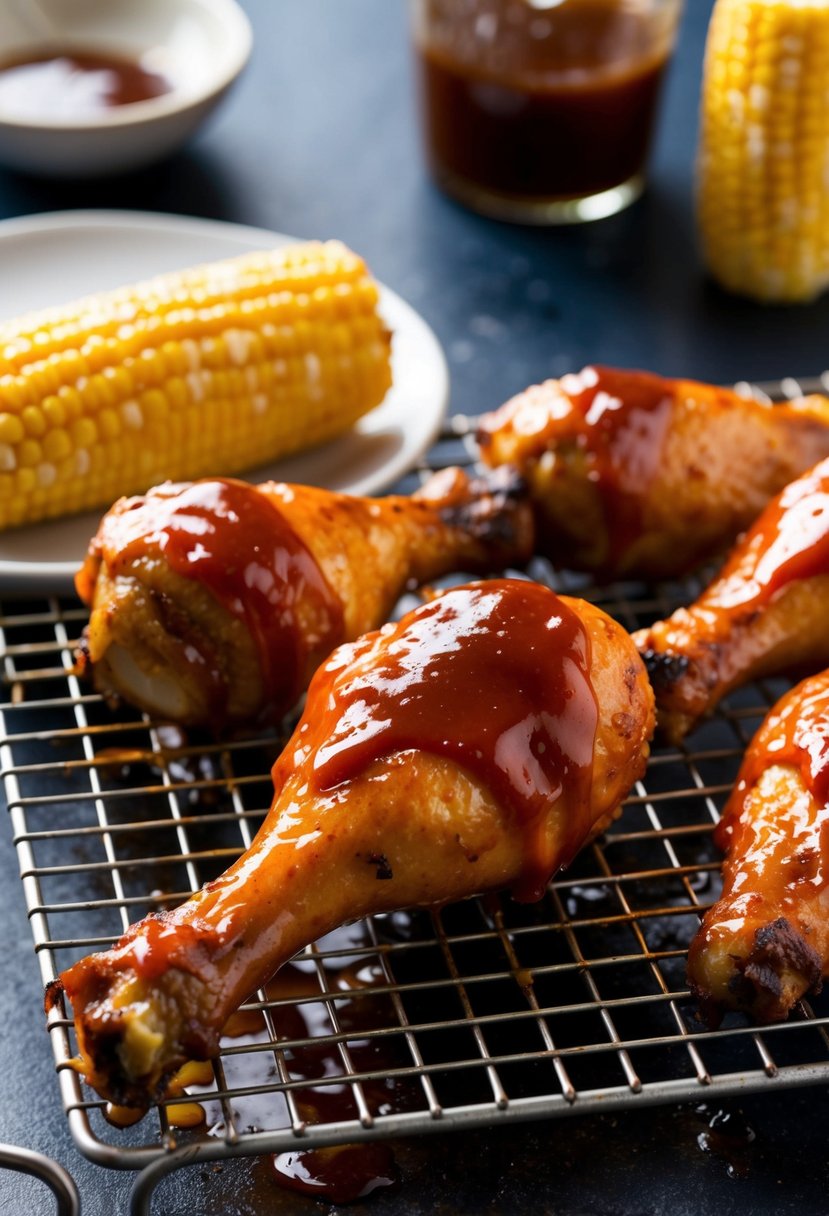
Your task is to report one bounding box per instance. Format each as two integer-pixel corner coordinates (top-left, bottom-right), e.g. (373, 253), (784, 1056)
(1, 2), (829, 1213)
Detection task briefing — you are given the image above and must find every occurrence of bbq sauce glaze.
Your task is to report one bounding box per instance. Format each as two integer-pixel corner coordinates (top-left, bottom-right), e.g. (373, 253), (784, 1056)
(274, 579), (598, 902)
(554, 365), (675, 508)
(717, 669), (829, 879)
(78, 479), (343, 722)
(706, 457), (829, 612)
(484, 366), (676, 568)
(691, 670), (829, 1008)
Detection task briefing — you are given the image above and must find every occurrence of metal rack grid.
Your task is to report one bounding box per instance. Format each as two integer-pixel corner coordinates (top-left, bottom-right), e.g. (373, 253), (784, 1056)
(3, 376), (829, 1214)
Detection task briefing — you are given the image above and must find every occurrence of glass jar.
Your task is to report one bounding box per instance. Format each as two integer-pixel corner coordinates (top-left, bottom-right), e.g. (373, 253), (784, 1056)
(411, 0), (684, 223)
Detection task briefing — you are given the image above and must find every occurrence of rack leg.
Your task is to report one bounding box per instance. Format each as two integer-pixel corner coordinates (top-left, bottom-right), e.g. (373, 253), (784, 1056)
(0, 1142), (80, 1216)
(129, 1146), (209, 1216)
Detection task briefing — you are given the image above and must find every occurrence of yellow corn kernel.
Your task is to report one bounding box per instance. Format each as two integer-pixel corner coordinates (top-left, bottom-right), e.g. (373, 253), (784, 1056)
(16, 468), (36, 495)
(0, 413), (24, 444)
(0, 241), (391, 531)
(43, 429), (72, 462)
(71, 417), (97, 448)
(98, 409), (121, 441)
(18, 439), (41, 468)
(42, 396), (67, 429)
(21, 403), (46, 437)
(697, 0), (829, 302)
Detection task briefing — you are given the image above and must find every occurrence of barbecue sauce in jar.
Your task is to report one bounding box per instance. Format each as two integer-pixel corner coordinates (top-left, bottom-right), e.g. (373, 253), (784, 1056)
(413, 0), (678, 218)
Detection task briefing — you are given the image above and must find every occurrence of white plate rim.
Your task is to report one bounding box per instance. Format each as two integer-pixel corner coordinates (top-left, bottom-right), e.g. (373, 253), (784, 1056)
(0, 209), (450, 593)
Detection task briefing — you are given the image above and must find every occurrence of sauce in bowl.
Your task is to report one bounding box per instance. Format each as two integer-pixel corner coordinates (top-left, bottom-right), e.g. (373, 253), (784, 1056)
(0, 49), (171, 121)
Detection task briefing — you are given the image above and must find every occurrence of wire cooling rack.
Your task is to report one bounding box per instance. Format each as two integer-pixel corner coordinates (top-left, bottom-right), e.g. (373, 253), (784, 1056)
(0, 1144), (79, 1216)
(3, 377), (829, 1215)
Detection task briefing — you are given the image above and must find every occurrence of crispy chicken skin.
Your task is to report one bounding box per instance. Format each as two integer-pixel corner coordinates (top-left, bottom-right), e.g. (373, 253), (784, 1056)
(688, 669), (829, 1025)
(477, 366), (829, 580)
(56, 580), (653, 1108)
(634, 458), (829, 743)
(76, 467), (533, 729)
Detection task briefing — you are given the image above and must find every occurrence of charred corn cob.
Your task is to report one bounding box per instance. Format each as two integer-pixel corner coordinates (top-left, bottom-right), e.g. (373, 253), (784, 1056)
(0, 241), (392, 530)
(697, 0), (829, 303)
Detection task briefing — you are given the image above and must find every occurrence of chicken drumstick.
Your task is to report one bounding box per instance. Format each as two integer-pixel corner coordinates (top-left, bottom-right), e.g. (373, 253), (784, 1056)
(76, 468), (533, 729)
(477, 366), (829, 580)
(57, 579), (654, 1107)
(634, 457), (829, 743)
(688, 667), (829, 1025)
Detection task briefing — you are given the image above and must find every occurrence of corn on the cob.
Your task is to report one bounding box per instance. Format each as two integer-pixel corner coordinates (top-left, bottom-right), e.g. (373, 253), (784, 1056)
(0, 240), (392, 530)
(697, 0), (829, 303)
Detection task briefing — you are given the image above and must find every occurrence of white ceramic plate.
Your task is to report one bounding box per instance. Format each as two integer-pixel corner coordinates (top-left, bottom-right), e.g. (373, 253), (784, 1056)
(0, 210), (450, 594)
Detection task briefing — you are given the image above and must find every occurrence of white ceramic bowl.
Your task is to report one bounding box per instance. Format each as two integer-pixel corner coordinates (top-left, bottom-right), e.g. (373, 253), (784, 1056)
(0, 0), (252, 176)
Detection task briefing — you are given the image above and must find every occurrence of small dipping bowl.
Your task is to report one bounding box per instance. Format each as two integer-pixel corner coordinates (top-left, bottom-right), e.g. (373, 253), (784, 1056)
(0, 0), (252, 177)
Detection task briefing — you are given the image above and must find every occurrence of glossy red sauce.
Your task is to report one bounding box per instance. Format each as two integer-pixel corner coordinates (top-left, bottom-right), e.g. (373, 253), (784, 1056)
(542, 366), (675, 566)
(707, 458), (829, 612)
(275, 579), (598, 901)
(78, 479), (343, 723)
(718, 670), (829, 860)
(417, 1), (670, 201)
(109, 914), (208, 984)
(562, 366), (675, 485)
(187, 926), (415, 1201)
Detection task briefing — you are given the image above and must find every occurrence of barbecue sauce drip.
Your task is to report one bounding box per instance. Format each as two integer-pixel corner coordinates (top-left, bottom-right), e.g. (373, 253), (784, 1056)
(417, 0), (671, 201)
(79, 479), (343, 723)
(0, 50), (171, 119)
(505, 366), (674, 567)
(559, 365), (674, 494)
(186, 929), (412, 1202)
(707, 457), (829, 612)
(276, 580), (598, 902)
(717, 671), (829, 893)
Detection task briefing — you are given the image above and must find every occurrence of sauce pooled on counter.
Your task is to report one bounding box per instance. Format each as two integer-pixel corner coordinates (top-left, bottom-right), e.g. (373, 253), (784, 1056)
(78, 479), (343, 722)
(271, 1144), (399, 1204)
(0, 49), (171, 120)
(706, 458), (829, 612)
(417, 0), (672, 203)
(277, 579), (598, 901)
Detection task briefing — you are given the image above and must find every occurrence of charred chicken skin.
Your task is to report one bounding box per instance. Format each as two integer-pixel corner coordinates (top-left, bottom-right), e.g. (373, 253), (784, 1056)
(688, 668), (829, 1025)
(634, 457), (829, 744)
(477, 366), (829, 580)
(57, 579), (654, 1108)
(75, 467), (533, 729)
